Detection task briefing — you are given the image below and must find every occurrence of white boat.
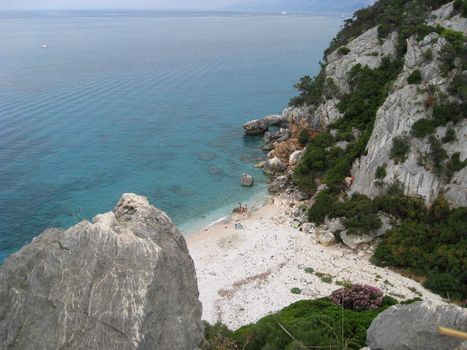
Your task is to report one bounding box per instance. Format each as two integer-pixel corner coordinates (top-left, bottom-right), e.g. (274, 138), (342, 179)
(281, 11), (287, 15)
(41, 44), (49, 49)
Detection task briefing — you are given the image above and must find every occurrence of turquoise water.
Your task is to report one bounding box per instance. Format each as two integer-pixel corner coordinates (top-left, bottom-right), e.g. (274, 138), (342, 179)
(0, 11), (342, 261)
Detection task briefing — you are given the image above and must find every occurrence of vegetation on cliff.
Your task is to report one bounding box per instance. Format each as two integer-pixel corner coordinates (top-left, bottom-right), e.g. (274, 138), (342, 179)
(372, 194), (467, 300)
(287, 0), (466, 301)
(203, 295), (402, 350)
(293, 58), (402, 193)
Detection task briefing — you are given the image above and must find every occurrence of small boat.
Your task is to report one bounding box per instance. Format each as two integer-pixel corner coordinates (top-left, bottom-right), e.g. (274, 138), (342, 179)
(281, 11), (287, 15)
(41, 44), (49, 49)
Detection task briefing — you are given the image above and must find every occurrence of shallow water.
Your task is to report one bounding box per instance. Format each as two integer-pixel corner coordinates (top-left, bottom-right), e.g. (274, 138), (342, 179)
(0, 11), (342, 261)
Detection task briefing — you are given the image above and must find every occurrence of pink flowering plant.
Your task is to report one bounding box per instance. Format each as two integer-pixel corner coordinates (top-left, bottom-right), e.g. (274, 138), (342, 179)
(330, 284), (384, 311)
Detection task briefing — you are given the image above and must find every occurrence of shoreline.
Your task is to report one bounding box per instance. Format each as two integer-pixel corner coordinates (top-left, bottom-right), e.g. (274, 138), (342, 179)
(179, 184), (269, 236)
(186, 194), (442, 330)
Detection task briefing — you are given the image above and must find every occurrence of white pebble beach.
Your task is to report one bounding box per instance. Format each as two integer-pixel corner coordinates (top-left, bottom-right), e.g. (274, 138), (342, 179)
(187, 198), (441, 330)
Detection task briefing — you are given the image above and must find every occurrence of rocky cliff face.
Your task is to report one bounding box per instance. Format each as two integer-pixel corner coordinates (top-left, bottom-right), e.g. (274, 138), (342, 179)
(350, 3), (467, 206)
(0, 194), (203, 350)
(273, 1), (466, 207)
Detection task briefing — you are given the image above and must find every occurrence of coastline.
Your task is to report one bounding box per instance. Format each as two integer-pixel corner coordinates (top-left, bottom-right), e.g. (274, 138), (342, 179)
(187, 193), (442, 330)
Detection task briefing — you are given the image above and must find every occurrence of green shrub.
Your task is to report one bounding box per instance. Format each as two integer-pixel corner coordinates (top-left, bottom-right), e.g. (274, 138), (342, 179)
(321, 275), (333, 284)
(442, 128), (456, 143)
(411, 118), (435, 138)
(298, 129), (309, 146)
(333, 194), (382, 236)
(338, 46), (351, 56)
(446, 152), (467, 181)
(390, 136), (411, 164)
(439, 29), (466, 74)
(432, 102), (465, 126)
(307, 190), (336, 224)
(428, 135), (448, 174)
(375, 164), (387, 179)
(291, 288), (302, 295)
(449, 73), (467, 101)
(407, 69), (422, 84)
(424, 274), (463, 299)
(422, 48), (433, 61)
(202, 321), (239, 350)
(232, 298), (398, 350)
(372, 197), (467, 300)
(374, 194), (427, 221)
(304, 267), (314, 274)
(454, 0), (467, 16)
(415, 24), (444, 41)
(289, 68), (325, 107)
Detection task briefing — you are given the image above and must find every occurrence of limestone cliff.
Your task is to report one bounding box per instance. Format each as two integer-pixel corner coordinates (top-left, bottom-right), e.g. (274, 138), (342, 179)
(350, 2), (467, 206)
(0, 194), (203, 350)
(275, 1), (466, 207)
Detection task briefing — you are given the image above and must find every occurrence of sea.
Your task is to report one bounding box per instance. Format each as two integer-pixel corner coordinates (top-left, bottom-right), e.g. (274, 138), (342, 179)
(0, 10), (342, 262)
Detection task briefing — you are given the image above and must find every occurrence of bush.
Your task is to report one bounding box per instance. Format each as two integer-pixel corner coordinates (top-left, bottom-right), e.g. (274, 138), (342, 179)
(298, 129), (309, 146)
(446, 152), (467, 181)
(411, 118), (435, 138)
(390, 136), (411, 164)
(428, 135), (448, 174)
(423, 274), (463, 299)
(307, 190), (336, 224)
(422, 48), (433, 61)
(330, 284), (384, 311)
(372, 197), (467, 300)
(338, 46), (351, 56)
(375, 164), (387, 179)
(333, 194), (382, 236)
(454, 0), (467, 16)
(442, 127), (456, 143)
(202, 321), (239, 350)
(291, 288), (302, 295)
(407, 69), (422, 84)
(432, 102), (465, 126)
(232, 298), (397, 350)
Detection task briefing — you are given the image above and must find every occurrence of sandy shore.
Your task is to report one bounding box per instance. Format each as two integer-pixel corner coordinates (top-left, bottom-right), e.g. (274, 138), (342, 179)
(187, 197), (441, 330)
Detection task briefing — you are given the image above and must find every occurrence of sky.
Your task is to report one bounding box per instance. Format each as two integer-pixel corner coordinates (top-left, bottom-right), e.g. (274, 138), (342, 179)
(0, 0), (240, 10)
(0, 0), (372, 11)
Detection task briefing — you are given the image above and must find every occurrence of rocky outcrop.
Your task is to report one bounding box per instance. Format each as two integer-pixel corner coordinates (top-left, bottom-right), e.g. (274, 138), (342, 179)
(367, 300), (467, 350)
(262, 128), (290, 151)
(326, 27), (398, 94)
(243, 114), (288, 136)
(350, 8), (467, 207)
(273, 139), (300, 163)
(289, 150), (304, 166)
(243, 118), (269, 135)
(263, 157), (288, 175)
(0, 194), (203, 350)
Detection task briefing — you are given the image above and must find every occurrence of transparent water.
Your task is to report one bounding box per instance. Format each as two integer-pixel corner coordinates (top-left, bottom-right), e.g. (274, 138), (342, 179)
(0, 11), (342, 261)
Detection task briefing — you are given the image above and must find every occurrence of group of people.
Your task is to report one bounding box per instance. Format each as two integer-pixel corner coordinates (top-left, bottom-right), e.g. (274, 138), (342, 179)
(234, 202), (248, 230)
(238, 202), (248, 213)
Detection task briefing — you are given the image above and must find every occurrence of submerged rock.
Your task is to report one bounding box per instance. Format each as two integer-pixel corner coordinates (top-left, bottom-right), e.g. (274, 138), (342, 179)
(240, 173), (254, 187)
(0, 193), (203, 350)
(367, 300), (467, 350)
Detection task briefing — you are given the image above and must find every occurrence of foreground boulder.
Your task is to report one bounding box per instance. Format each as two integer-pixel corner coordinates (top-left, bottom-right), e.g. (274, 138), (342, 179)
(367, 300), (467, 350)
(0, 193), (203, 350)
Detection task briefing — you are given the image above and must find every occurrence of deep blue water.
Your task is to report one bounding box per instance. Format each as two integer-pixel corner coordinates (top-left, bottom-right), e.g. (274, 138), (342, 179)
(0, 11), (342, 261)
